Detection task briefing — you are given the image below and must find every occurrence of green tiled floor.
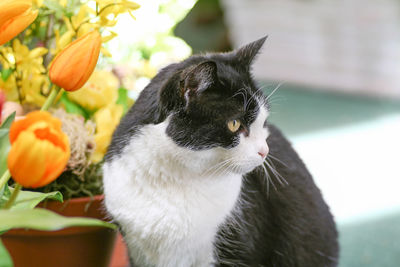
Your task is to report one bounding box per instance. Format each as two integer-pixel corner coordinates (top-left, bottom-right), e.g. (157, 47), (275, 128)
(339, 212), (400, 267)
(263, 83), (400, 267)
(264, 84), (400, 136)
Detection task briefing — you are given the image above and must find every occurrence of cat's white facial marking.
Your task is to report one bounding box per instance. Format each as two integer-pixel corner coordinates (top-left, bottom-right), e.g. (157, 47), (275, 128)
(224, 105), (269, 174)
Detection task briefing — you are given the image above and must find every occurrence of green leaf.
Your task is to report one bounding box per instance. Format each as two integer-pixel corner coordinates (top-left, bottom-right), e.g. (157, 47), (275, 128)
(0, 208), (117, 232)
(1, 188), (63, 210)
(0, 112), (15, 177)
(0, 129), (9, 139)
(0, 185), (5, 201)
(116, 87), (129, 113)
(0, 185), (10, 207)
(60, 93), (89, 119)
(0, 112), (16, 130)
(0, 239), (13, 267)
(1, 69), (13, 82)
(0, 145), (11, 180)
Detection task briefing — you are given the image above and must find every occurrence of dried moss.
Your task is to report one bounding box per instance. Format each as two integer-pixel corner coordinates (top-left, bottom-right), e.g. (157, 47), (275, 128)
(52, 109), (96, 178)
(37, 162), (104, 199)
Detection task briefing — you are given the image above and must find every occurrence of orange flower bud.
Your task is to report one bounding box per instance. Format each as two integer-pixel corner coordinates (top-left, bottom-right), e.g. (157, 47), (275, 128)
(0, 0), (32, 27)
(0, 5), (38, 46)
(7, 111), (70, 188)
(49, 31), (102, 92)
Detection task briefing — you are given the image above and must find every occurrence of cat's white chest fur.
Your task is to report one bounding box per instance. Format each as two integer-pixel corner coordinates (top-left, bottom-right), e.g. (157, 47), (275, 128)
(103, 121), (243, 267)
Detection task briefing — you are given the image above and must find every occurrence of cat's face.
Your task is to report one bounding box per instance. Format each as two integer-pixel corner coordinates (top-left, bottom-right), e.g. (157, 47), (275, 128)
(164, 37), (269, 175)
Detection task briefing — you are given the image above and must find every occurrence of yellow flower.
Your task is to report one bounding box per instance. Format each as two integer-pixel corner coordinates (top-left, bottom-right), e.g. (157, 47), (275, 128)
(0, 73), (18, 102)
(59, 0), (67, 7)
(71, 4), (95, 31)
(12, 39), (47, 75)
(96, 0), (140, 26)
(0, 46), (13, 69)
(32, 0), (44, 7)
(54, 29), (75, 53)
(68, 70), (119, 111)
(22, 73), (49, 106)
(95, 0), (140, 11)
(0, 40), (48, 105)
(0, 72), (48, 106)
(91, 104), (123, 163)
(76, 23), (100, 37)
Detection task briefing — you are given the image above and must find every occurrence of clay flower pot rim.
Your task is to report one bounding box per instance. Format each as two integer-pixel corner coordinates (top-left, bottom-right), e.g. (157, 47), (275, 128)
(6, 194), (110, 236)
(63, 194), (104, 203)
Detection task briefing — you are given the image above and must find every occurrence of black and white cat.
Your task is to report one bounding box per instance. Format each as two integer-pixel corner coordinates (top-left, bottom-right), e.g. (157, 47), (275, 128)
(103, 37), (339, 267)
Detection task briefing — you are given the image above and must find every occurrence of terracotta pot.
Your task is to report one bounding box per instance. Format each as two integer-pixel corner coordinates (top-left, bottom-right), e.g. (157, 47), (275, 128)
(109, 233), (130, 267)
(2, 195), (117, 267)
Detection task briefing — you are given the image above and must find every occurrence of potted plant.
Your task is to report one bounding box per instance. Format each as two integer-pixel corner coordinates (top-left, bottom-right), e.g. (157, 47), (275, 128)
(0, 0), (140, 266)
(0, 0), (198, 266)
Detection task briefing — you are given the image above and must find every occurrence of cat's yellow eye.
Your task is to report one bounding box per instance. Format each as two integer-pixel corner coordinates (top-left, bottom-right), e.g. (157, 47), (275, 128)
(227, 120), (241, 132)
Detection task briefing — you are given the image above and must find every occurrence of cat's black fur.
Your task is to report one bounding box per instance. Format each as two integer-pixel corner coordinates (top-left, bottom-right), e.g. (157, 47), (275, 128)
(215, 124), (338, 266)
(106, 37), (339, 266)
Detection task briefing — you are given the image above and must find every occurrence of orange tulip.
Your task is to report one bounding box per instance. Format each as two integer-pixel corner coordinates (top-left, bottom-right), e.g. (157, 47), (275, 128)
(0, 0), (32, 27)
(7, 111), (70, 188)
(49, 31), (102, 92)
(0, 3), (38, 46)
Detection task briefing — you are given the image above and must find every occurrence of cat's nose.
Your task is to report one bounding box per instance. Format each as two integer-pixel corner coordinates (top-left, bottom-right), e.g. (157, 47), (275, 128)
(257, 145), (269, 158)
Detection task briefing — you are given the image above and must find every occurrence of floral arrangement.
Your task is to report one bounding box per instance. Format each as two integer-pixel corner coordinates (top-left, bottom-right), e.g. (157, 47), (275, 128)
(0, 0), (142, 245)
(0, 0), (141, 201)
(0, 0), (196, 264)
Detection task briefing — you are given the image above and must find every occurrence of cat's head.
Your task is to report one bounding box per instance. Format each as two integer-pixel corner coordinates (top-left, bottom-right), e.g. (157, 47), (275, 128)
(161, 37), (269, 175)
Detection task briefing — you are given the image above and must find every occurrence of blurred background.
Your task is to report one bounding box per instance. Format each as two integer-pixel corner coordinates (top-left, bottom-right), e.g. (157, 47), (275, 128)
(109, 0), (400, 266)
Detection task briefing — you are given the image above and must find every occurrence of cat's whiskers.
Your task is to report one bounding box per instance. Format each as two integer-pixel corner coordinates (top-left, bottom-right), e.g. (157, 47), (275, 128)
(261, 163), (274, 196)
(230, 163), (241, 175)
(263, 158), (289, 186)
(265, 95), (286, 105)
(255, 86), (269, 108)
(268, 153), (288, 168)
(233, 158), (274, 195)
(217, 158), (243, 177)
(265, 82), (284, 101)
(245, 87), (259, 112)
(206, 159), (232, 177)
(264, 159), (286, 186)
(204, 157), (235, 177)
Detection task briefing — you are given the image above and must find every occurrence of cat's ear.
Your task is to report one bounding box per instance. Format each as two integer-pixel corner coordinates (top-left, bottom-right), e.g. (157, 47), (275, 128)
(235, 36), (267, 69)
(181, 61), (218, 104)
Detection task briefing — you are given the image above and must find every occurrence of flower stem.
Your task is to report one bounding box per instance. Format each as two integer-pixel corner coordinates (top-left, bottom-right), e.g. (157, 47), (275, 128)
(41, 85), (61, 111)
(4, 183), (22, 209)
(0, 169), (11, 191)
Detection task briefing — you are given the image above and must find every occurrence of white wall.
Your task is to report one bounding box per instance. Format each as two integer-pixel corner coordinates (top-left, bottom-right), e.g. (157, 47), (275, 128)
(222, 0), (400, 99)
